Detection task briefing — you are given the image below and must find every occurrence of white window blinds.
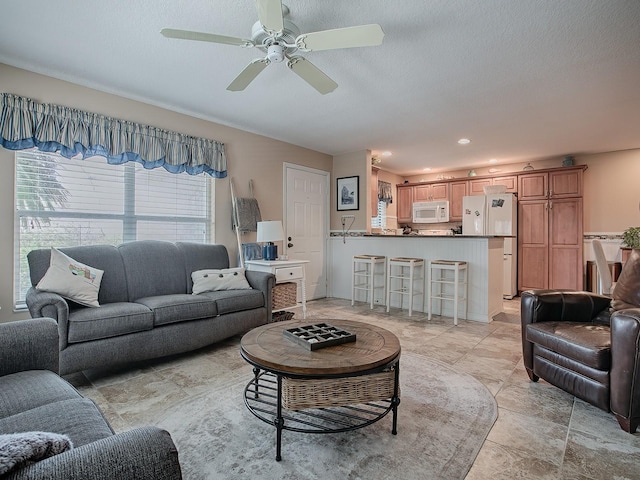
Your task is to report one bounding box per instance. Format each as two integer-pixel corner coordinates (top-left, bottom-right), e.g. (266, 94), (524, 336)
(14, 149), (212, 307)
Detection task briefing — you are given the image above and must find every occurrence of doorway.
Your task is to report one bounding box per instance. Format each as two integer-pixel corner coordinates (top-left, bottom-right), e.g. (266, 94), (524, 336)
(283, 163), (329, 299)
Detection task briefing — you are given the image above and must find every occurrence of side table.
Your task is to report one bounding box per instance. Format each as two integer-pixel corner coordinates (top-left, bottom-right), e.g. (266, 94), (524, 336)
(246, 259), (309, 319)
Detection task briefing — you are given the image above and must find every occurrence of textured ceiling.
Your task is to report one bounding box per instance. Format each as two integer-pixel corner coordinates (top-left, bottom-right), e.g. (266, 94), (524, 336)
(1, 0), (639, 175)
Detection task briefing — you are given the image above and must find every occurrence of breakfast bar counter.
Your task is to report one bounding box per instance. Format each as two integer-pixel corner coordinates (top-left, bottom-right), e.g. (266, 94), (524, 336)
(328, 235), (505, 322)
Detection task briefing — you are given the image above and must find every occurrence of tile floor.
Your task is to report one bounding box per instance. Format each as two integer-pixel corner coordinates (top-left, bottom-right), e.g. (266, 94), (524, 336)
(67, 298), (640, 479)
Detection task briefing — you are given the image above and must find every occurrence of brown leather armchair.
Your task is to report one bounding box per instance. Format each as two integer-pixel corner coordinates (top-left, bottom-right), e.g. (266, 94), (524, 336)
(521, 289), (640, 433)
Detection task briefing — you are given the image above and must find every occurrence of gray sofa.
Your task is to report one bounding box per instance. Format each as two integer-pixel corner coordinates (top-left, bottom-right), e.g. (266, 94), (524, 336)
(0, 318), (182, 479)
(26, 241), (275, 375)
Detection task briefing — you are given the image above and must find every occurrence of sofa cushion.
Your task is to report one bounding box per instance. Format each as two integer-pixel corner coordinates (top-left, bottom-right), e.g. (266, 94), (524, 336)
(176, 242), (230, 293)
(136, 294), (218, 326)
(612, 248), (640, 311)
(36, 248), (104, 307)
(192, 268), (252, 294)
(526, 322), (611, 370)
(0, 371), (81, 419)
(28, 245), (129, 305)
(119, 241), (188, 300)
(200, 289), (265, 315)
(68, 303), (153, 344)
(0, 398), (113, 448)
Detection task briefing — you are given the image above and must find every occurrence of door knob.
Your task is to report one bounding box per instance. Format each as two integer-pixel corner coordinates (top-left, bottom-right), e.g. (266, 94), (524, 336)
(288, 243), (294, 248)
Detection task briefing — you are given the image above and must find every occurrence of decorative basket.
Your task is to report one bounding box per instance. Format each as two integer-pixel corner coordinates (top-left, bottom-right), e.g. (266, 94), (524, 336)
(281, 368), (398, 411)
(272, 282), (297, 310)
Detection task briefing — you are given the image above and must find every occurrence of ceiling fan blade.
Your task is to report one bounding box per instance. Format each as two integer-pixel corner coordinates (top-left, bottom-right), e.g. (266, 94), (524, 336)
(227, 59), (270, 91)
(161, 28), (253, 47)
(287, 57), (338, 95)
(296, 24), (385, 51)
(256, 0), (284, 34)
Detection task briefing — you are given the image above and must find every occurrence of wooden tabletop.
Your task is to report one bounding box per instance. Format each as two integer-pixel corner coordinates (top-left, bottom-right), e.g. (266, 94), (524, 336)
(241, 319), (401, 376)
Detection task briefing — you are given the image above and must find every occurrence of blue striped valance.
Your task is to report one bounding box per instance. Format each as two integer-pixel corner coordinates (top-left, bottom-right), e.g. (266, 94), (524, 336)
(0, 93), (227, 177)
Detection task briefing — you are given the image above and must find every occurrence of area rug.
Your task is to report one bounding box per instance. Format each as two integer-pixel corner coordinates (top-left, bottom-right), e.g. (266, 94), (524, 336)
(154, 351), (497, 480)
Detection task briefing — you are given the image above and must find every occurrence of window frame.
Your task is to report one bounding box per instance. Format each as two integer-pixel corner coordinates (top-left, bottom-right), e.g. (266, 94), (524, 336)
(13, 149), (214, 309)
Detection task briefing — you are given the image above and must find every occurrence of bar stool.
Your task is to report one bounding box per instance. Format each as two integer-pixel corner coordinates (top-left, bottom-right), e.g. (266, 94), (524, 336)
(386, 257), (424, 316)
(352, 255), (386, 309)
(427, 260), (468, 325)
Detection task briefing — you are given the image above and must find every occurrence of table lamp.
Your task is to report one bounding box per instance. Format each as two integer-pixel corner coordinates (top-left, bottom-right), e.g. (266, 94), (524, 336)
(257, 221), (284, 261)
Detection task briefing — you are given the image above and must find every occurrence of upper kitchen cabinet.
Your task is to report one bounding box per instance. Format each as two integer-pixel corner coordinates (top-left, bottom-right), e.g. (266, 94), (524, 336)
(397, 185), (414, 224)
(469, 175), (517, 195)
(518, 168), (583, 200)
(492, 175), (518, 193)
(414, 183), (449, 201)
(449, 181), (468, 221)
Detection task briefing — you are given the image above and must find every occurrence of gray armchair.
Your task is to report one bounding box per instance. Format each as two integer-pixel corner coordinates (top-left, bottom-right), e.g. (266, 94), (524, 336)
(0, 319), (182, 479)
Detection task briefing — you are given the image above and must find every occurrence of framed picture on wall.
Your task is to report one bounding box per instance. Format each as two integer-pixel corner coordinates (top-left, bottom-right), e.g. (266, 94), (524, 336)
(337, 176), (359, 211)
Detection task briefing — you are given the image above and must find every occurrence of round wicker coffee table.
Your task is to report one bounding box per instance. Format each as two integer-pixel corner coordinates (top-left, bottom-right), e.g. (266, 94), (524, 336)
(240, 319), (401, 461)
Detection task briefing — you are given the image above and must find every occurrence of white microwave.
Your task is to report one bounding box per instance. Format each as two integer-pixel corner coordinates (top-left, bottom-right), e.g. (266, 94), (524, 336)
(412, 201), (450, 223)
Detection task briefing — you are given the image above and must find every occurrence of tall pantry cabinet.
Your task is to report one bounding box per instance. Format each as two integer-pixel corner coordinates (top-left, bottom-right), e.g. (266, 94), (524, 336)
(518, 167), (585, 292)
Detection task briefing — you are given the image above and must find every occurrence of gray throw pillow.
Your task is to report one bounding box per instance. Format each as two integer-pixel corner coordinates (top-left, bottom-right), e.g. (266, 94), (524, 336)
(0, 431), (73, 475)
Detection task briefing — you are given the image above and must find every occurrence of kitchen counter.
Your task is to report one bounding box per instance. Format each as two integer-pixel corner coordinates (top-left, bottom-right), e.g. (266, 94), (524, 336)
(363, 234), (502, 238)
(328, 235), (505, 322)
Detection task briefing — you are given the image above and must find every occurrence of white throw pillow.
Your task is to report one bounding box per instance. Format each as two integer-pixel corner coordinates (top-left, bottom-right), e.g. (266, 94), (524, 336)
(36, 248), (104, 307)
(192, 268), (252, 294)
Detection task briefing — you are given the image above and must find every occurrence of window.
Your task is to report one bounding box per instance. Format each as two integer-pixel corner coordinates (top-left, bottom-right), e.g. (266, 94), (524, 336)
(14, 149), (212, 308)
(371, 200), (387, 229)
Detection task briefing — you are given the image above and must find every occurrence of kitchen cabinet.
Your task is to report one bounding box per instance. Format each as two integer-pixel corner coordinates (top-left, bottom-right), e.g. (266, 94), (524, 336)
(492, 175), (518, 193)
(468, 178), (492, 195)
(518, 166), (585, 291)
(397, 185), (413, 224)
(414, 182), (449, 201)
(469, 175), (517, 195)
(518, 168), (582, 200)
(449, 181), (468, 221)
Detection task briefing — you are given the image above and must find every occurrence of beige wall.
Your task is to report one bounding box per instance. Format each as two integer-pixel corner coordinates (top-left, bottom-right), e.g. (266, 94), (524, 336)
(1, 64), (638, 321)
(376, 169), (404, 229)
(580, 149), (640, 232)
(331, 150), (370, 231)
(0, 63), (331, 322)
(404, 150), (640, 233)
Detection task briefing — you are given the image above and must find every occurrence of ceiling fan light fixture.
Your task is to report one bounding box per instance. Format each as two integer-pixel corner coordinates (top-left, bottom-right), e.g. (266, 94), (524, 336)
(267, 43), (285, 63)
(162, 0), (384, 93)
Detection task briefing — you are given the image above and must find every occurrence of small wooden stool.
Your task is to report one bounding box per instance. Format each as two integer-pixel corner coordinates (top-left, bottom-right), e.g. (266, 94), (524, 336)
(386, 257), (424, 316)
(427, 260), (468, 325)
(352, 255), (386, 309)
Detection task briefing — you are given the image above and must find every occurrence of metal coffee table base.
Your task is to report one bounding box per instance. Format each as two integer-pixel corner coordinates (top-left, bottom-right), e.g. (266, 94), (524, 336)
(243, 361), (400, 461)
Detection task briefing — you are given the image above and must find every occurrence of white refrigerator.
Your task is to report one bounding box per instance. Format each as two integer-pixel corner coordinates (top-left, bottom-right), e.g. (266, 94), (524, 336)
(462, 194), (518, 299)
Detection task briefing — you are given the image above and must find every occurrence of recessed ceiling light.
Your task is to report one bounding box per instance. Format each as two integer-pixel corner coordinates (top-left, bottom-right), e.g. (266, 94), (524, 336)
(381, 151), (392, 156)
(423, 167), (431, 171)
(457, 138), (471, 145)
(489, 158), (498, 163)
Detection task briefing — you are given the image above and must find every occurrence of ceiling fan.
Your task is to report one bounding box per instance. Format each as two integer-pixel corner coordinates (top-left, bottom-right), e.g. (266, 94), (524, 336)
(161, 0), (384, 94)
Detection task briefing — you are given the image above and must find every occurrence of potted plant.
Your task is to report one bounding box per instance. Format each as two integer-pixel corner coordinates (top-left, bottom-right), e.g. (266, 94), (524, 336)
(622, 227), (640, 249)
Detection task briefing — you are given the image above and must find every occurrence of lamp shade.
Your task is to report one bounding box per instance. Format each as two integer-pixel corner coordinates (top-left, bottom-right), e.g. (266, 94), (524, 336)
(256, 221), (284, 243)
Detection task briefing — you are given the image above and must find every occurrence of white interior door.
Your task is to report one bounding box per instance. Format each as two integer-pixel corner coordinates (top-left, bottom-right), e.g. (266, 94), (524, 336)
(284, 164), (329, 299)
